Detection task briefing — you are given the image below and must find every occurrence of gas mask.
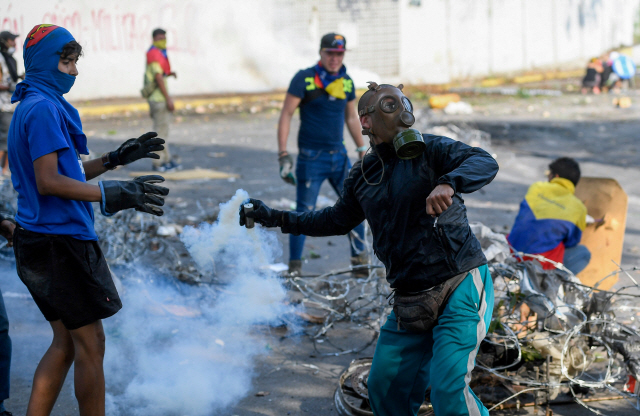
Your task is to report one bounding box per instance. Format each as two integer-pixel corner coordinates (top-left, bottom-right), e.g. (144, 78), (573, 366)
(358, 82), (425, 159)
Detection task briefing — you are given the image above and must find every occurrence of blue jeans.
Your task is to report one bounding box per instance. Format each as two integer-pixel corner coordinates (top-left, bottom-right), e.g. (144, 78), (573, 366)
(290, 148), (365, 261)
(564, 244), (591, 275)
(0, 289), (10, 403)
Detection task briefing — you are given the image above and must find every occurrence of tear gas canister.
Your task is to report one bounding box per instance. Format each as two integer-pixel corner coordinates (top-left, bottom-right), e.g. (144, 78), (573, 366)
(243, 203), (255, 229)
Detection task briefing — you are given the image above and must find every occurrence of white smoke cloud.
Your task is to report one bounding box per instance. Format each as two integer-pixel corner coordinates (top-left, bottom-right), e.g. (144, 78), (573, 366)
(104, 189), (293, 415)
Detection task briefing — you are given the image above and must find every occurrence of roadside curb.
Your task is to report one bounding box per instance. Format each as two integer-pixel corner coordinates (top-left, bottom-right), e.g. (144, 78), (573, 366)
(76, 93), (285, 118)
(75, 69), (585, 118)
(481, 69), (584, 87)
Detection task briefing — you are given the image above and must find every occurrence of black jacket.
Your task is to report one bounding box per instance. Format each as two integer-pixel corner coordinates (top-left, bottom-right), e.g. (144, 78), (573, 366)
(282, 134), (499, 291)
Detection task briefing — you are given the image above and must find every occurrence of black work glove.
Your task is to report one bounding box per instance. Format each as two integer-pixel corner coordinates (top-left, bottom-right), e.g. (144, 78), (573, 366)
(103, 132), (165, 170)
(278, 154), (296, 185)
(100, 175), (169, 216)
(238, 198), (284, 228)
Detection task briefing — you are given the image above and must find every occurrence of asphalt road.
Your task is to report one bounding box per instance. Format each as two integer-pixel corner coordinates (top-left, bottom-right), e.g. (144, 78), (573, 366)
(2, 94), (640, 415)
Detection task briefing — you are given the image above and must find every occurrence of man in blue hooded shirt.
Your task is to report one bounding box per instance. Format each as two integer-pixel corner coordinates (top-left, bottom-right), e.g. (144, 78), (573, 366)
(8, 24), (170, 416)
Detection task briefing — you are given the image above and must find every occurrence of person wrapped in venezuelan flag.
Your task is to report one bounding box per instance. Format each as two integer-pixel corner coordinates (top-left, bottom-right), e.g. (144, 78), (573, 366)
(508, 157), (591, 274)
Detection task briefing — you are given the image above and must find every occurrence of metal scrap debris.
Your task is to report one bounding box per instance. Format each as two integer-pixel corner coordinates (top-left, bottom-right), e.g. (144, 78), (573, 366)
(321, 223), (640, 415)
(1, 162), (638, 414)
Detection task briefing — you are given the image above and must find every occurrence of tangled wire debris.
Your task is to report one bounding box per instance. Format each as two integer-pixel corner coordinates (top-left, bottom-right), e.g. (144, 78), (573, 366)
(278, 223), (390, 357)
(1, 171), (638, 414)
(0, 176), (205, 283)
(94, 210), (213, 284)
(294, 222), (640, 415)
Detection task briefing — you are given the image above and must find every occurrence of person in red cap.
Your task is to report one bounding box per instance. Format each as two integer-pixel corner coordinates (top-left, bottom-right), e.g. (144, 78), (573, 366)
(0, 31), (22, 176)
(0, 33), (21, 414)
(0, 212), (14, 416)
(277, 33), (368, 276)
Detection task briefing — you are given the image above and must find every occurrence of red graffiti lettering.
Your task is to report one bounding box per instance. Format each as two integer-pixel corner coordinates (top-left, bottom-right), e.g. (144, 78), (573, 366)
(1, 2), (196, 56)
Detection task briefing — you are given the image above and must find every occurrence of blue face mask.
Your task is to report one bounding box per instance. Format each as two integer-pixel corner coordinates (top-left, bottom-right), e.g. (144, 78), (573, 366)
(52, 70), (76, 95)
(13, 25), (78, 100)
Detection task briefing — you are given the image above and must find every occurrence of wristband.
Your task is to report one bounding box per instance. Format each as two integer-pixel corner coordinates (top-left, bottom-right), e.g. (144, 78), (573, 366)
(356, 145), (369, 152)
(102, 152), (118, 170)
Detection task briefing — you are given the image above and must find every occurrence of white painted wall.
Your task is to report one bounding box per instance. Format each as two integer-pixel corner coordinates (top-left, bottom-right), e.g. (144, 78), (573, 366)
(2, 0), (316, 100)
(400, 0), (640, 84)
(2, 0), (639, 100)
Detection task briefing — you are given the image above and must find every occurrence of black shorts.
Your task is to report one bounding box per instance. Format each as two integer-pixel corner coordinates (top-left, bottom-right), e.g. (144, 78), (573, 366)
(13, 226), (122, 330)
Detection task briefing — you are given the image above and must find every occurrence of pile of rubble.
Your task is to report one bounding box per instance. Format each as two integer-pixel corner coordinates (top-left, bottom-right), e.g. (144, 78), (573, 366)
(315, 224), (640, 415)
(0, 177), (204, 283)
(93, 210), (209, 284)
(473, 224), (640, 414)
(2, 173), (638, 414)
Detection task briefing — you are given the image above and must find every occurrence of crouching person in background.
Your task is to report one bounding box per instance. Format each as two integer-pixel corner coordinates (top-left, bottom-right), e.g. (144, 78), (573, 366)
(9, 25), (168, 416)
(508, 157), (590, 275)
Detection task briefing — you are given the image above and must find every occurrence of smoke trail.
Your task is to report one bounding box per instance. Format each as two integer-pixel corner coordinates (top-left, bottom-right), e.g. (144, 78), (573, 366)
(105, 189), (292, 415)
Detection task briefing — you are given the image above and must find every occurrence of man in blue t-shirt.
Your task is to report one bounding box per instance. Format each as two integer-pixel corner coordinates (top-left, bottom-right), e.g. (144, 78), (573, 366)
(9, 24), (169, 415)
(277, 33), (367, 276)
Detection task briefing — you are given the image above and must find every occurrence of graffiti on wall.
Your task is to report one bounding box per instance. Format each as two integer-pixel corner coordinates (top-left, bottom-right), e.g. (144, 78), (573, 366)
(0, 2), (198, 55)
(336, 0), (372, 20)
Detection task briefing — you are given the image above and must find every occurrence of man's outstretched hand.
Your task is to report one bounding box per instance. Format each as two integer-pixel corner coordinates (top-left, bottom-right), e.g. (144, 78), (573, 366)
(104, 132), (165, 169)
(426, 184), (454, 217)
(239, 199), (284, 228)
(101, 175), (170, 216)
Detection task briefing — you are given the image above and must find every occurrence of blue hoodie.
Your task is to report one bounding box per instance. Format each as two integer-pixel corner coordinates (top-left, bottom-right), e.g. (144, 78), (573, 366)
(8, 24), (97, 240)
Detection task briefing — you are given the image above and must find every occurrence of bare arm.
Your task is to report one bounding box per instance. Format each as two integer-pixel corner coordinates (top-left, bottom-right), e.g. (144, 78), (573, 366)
(82, 158), (109, 181)
(277, 93), (302, 155)
(154, 72), (174, 112)
(345, 100), (366, 159)
(34, 152), (102, 202)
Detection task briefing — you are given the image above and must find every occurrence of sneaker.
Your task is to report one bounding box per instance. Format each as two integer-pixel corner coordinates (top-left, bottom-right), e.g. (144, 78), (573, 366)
(287, 259), (302, 277)
(152, 160), (182, 173)
(351, 252), (370, 278)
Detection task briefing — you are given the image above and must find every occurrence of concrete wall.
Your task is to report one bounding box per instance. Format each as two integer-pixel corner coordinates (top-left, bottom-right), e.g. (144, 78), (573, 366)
(2, 0), (316, 100)
(1, 0), (638, 100)
(400, 0), (640, 84)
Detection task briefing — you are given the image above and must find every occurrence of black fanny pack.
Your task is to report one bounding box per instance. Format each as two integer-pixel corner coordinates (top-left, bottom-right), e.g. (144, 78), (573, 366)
(390, 271), (470, 333)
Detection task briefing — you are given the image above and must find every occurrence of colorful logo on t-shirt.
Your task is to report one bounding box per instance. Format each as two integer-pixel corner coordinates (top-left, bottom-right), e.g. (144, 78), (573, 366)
(26, 24), (59, 49)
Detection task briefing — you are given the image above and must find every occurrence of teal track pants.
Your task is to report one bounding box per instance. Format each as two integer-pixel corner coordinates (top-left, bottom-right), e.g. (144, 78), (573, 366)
(368, 265), (494, 416)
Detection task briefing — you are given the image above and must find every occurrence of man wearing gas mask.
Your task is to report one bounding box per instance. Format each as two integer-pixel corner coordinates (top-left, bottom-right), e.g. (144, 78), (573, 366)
(241, 82), (499, 416)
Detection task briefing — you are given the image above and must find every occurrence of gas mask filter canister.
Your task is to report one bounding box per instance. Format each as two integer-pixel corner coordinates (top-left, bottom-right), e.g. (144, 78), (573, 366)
(393, 128), (426, 159)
